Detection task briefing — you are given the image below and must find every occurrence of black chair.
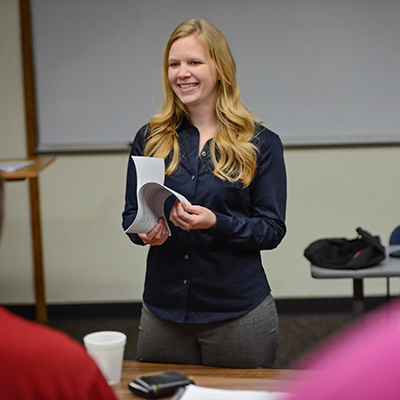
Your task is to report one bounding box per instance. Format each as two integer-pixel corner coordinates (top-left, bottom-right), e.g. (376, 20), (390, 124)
(389, 225), (400, 245)
(386, 226), (400, 298)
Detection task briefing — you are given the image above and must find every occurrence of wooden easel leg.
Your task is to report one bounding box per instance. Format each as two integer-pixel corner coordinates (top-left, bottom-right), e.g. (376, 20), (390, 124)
(29, 176), (47, 322)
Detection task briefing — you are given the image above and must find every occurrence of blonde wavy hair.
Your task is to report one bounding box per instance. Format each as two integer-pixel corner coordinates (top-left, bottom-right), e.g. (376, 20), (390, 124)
(145, 19), (260, 187)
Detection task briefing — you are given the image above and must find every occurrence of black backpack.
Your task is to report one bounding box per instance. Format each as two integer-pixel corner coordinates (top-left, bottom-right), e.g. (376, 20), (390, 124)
(304, 227), (386, 270)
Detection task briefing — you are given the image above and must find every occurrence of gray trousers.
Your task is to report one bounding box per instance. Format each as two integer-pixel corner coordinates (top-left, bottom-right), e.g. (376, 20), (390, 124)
(136, 294), (279, 368)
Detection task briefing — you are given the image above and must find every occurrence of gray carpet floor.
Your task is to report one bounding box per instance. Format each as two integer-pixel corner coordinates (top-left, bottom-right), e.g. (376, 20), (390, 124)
(47, 311), (355, 369)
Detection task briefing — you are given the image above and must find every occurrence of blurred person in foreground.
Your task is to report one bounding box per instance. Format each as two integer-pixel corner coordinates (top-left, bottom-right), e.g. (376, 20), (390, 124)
(283, 298), (400, 400)
(0, 174), (117, 399)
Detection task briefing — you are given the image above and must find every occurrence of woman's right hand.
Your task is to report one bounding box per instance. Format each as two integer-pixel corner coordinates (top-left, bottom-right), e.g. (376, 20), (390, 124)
(138, 217), (169, 246)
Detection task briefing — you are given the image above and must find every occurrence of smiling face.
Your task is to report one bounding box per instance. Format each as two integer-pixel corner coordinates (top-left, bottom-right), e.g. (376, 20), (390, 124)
(168, 35), (219, 115)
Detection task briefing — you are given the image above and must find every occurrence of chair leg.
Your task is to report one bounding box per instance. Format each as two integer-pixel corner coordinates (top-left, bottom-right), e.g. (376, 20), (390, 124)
(387, 277), (390, 300)
(353, 279), (364, 316)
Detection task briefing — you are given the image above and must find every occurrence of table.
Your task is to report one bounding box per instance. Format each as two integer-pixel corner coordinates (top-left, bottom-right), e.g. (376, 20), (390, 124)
(1, 156), (56, 323)
(113, 361), (302, 400)
(311, 245), (400, 315)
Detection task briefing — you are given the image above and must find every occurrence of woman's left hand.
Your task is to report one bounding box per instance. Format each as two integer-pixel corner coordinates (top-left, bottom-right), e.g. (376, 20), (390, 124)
(170, 199), (216, 231)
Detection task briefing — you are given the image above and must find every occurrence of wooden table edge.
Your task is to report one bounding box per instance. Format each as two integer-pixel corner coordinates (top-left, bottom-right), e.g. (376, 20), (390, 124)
(1, 156), (56, 180)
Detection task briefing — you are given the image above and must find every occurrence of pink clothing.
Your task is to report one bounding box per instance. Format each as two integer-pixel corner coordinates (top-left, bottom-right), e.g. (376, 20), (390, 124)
(286, 300), (400, 400)
(0, 307), (117, 400)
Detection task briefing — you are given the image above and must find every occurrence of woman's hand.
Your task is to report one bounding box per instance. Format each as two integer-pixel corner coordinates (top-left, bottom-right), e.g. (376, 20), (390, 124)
(170, 200), (216, 231)
(138, 217), (169, 246)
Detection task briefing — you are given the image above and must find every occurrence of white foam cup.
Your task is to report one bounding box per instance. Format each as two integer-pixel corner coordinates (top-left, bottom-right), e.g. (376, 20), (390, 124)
(83, 331), (126, 385)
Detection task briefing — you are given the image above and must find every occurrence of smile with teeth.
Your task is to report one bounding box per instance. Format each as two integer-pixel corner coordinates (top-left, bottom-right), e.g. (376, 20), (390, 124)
(179, 83), (198, 89)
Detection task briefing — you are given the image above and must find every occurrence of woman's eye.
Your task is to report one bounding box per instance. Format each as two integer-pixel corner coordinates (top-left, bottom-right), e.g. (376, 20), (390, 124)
(169, 62), (179, 68)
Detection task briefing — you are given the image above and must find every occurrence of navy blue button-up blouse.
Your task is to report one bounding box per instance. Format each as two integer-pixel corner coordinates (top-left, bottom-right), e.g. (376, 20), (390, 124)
(122, 115), (287, 324)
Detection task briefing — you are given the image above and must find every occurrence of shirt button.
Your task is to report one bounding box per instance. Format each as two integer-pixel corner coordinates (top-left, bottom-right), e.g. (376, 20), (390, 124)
(184, 255), (189, 260)
(191, 175), (196, 180)
(183, 279), (188, 285)
(201, 151), (207, 157)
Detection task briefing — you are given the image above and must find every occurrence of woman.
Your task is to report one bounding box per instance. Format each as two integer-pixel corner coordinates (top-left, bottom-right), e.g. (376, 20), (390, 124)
(122, 19), (286, 368)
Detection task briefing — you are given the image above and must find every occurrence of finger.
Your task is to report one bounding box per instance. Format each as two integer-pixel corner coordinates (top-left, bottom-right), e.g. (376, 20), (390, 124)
(153, 229), (162, 242)
(138, 233), (151, 245)
(169, 199), (182, 227)
(181, 202), (198, 215)
(138, 218), (163, 244)
(142, 230), (168, 246)
(176, 203), (196, 228)
(169, 215), (178, 226)
(152, 218), (169, 243)
(153, 220), (167, 241)
(158, 217), (169, 233)
(180, 203), (216, 230)
(153, 230), (169, 245)
(162, 222), (170, 237)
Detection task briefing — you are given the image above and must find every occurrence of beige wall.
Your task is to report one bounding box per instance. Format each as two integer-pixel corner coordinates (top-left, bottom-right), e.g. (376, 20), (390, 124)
(1, 0), (399, 305)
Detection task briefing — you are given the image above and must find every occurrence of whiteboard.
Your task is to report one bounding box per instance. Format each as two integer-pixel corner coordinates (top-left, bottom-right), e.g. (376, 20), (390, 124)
(30, 0), (400, 152)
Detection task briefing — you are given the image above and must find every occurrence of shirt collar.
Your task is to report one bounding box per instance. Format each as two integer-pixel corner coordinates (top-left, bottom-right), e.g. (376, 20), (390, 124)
(177, 112), (192, 132)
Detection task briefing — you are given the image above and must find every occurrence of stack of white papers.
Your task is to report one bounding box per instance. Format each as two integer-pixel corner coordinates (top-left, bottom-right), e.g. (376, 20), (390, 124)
(172, 384), (292, 400)
(0, 160), (35, 173)
(124, 156), (190, 235)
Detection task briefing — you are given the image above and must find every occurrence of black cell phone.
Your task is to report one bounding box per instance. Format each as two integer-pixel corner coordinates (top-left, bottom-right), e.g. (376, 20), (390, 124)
(389, 250), (400, 258)
(128, 371), (194, 399)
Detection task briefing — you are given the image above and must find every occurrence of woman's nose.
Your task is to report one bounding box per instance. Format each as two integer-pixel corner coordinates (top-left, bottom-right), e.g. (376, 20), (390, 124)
(177, 64), (191, 79)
